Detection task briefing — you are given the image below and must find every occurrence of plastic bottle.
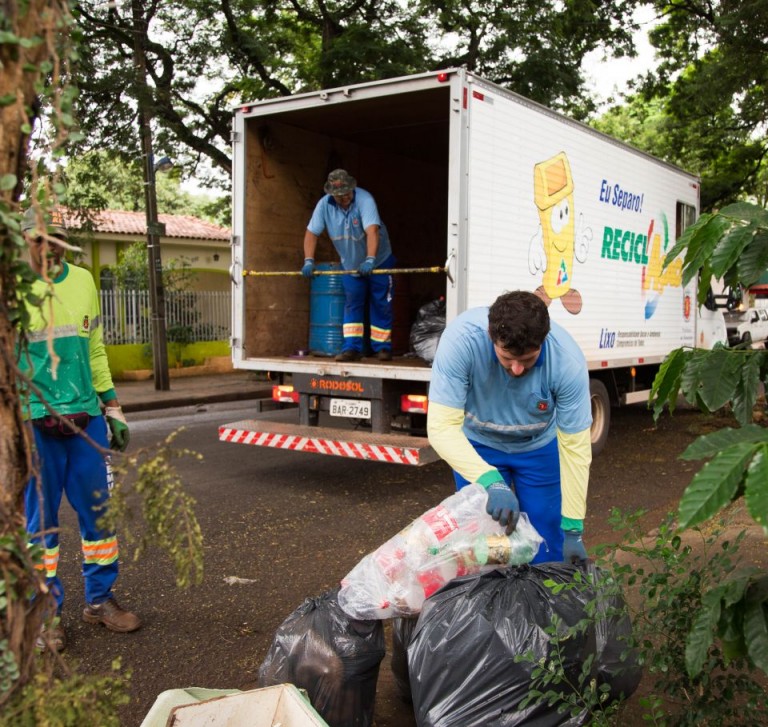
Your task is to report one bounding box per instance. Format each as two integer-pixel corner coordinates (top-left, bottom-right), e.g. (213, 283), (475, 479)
(472, 534), (536, 566)
(372, 532), (408, 579)
(415, 558), (459, 600)
(403, 484), (492, 567)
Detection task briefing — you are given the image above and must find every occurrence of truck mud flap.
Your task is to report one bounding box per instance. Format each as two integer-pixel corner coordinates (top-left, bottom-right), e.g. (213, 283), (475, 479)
(218, 419), (439, 466)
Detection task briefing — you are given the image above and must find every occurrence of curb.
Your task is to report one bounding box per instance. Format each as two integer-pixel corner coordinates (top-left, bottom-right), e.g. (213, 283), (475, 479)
(122, 389), (272, 414)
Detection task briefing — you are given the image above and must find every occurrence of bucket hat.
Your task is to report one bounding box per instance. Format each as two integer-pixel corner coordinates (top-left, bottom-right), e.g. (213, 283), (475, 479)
(324, 169), (357, 196)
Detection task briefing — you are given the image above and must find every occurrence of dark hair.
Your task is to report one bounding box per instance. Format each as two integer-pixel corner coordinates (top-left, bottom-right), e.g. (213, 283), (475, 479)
(488, 291), (550, 353)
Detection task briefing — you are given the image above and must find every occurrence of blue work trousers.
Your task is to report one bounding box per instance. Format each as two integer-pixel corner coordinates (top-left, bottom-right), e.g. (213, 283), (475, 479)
(453, 437), (563, 563)
(340, 254), (395, 353)
(25, 415), (118, 611)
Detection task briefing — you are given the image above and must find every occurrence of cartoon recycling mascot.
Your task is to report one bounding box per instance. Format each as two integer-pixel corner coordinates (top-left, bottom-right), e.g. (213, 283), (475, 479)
(528, 152), (591, 314)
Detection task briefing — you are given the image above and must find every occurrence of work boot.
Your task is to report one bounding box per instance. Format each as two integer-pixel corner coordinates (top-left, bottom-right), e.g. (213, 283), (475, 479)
(36, 622), (66, 652)
(335, 349), (362, 362)
(83, 598), (141, 633)
(376, 349), (392, 361)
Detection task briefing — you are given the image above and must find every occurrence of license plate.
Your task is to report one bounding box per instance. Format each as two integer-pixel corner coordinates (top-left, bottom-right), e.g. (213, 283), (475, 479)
(330, 398), (371, 418)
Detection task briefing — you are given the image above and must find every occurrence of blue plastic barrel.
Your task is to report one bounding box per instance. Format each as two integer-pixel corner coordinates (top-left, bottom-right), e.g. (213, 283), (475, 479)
(309, 262), (345, 356)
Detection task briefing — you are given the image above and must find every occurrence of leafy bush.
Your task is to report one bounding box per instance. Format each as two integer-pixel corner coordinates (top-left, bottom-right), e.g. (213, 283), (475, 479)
(518, 509), (768, 725)
(650, 201), (768, 679)
(596, 509), (767, 725)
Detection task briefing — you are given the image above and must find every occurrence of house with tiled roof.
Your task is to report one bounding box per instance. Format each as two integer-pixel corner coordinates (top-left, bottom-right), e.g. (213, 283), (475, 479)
(63, 208), (231, 292)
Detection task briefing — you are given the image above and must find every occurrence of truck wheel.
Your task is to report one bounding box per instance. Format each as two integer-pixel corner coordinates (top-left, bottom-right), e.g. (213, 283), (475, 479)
(742, 331), (753, 348)
(589, 379), (611, 456)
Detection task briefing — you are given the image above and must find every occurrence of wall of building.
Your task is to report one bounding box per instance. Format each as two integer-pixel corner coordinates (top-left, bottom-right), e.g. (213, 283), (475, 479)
(106, 340), (231, 378)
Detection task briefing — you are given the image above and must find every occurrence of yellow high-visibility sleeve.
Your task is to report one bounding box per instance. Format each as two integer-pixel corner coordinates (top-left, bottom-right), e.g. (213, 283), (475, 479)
(557, 427), (592, 521)
(427, 401), (499, 484)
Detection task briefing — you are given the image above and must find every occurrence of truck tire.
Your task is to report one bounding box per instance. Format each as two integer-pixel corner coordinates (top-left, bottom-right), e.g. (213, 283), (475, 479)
(589, 379), (611, 456)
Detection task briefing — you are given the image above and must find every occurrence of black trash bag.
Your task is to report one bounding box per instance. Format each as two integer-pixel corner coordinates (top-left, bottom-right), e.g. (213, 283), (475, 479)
(258, 587), (386, 727)
(584, 561), (643, 704)
(390, 616), (418, 704)
(408, 563), (641, 727)
(409, 298), (446, 363)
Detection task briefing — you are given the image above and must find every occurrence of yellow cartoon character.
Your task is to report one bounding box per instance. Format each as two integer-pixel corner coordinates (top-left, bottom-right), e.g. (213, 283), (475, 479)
(528, 152), (590, 314)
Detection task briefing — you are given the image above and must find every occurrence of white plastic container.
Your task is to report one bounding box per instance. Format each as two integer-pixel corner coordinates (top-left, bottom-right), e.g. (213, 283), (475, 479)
(141, 684), (328, 727)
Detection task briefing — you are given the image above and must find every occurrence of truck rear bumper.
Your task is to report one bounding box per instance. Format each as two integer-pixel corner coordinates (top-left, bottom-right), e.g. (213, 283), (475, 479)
(219, 419), (439, 466)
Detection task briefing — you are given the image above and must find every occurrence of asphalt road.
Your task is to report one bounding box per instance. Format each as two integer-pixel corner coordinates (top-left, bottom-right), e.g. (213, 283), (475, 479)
(53, 399), (707, 726)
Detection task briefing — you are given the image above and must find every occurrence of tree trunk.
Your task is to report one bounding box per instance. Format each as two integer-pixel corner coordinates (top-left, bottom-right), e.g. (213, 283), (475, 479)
(0, 0), (69, 702)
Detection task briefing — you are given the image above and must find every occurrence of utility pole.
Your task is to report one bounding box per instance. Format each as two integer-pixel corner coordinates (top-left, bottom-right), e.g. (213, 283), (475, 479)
(131, 0), (169, 391)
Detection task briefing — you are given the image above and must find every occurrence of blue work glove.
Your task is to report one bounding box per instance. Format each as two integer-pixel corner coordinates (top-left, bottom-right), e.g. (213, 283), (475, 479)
(104, 406), (130, 452)
(357, 256), (376, 276)
(485, 481), (520, 535)
(563, 529), (588, 564)
(301, 257), (315, 278)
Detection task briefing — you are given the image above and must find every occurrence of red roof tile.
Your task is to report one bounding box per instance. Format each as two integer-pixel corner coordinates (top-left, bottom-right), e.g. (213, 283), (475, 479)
(63, 209), (230, 241)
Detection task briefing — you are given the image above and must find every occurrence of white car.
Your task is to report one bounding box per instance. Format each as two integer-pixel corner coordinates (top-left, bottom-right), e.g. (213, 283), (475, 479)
(726, 308), (768, 348)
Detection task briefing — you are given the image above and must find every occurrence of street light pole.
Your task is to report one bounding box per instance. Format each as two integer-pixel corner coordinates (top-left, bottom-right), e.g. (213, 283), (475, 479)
(132, 0), (169, 391)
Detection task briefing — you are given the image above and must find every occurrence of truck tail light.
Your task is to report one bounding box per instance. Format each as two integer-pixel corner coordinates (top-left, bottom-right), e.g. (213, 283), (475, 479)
(401, 394), (429, 414)
(272, 385), (299, 403)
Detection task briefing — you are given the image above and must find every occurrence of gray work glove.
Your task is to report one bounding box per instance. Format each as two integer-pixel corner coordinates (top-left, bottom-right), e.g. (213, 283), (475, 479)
(485, 481), (520, 535)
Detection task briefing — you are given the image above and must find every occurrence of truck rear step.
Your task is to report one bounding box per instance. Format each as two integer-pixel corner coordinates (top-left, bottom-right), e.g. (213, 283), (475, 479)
(219, 419), (439, 466)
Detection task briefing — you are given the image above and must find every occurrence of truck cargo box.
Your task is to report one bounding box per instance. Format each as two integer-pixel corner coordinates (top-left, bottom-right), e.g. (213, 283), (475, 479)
(223, 69), (718, 460)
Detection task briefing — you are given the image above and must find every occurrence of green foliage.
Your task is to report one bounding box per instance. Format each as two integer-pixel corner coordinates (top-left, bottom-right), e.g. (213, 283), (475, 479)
(3, 667), (129, 727)
(103, 430), (204, 588)
(676, 429), (768, 531)
(636, 2), (768, 209)
(0, 200), (39, 336)
(0, 639), (20, 697)
(63, 151), (227, 225)
(71, 0), (640, 187)
(591, 1), (768, 210)
(663, 203), (768, 305)
(111, 241), (197, 293)
(648, 199), (768, 693)
(594, 509), (768, 724)
(650, 346), (767, 425)
(651, 200), (768, 529)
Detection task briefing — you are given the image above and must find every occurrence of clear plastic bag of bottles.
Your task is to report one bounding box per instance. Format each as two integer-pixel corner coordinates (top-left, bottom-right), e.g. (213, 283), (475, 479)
(337, 484), (543, 620)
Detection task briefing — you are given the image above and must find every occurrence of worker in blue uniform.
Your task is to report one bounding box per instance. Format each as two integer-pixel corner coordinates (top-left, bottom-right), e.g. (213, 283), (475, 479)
(301, 169), (396, 362)
(427, 290), (593, 564)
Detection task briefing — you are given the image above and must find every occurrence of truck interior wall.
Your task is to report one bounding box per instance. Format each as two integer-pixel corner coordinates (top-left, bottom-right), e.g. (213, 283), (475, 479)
(357, 145), (448, 349)
(244, 116), (448, 359)
(243, 121), (358, 357)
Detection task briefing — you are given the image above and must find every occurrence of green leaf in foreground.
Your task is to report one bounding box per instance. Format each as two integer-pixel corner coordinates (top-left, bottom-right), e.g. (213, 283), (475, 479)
(696, 346), (743, 412)
(744, 446), (768, 533)
(678, 442), (758, 529)
(650, 347), (688, 421)
(685, 590), (721, 676)
(680, 424), (767, 461)
(744, 578), (768, 674)
(731, 353), (762, 426)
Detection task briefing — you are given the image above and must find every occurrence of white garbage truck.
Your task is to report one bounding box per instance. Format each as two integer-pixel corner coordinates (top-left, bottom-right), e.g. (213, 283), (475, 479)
(220, 68), (726, 464)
